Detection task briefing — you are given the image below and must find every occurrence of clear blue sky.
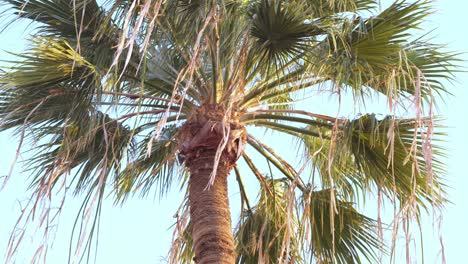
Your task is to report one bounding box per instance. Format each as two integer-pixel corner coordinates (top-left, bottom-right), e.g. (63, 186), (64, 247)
(0, 1), (467, 263)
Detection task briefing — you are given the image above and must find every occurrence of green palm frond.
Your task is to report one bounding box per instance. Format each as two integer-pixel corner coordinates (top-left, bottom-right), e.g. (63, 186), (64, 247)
(402, 40), (459, 98)
(174, 222), (195, 264)
(301, 188), (381, 264)
(243, 1), (458, 109)
(3, 0), (105, 38)
(351, 1), (430, 62)
(236, 178), (302, 263)
(0, 37), (98, 132)
(301, 114), (447, 207)
(144, 45), (202, 103)
(241, 62), (308, 108)
(27, 111), (133, 193)
(3, 0), (144, 76)
(313, 1), (458, 99)
(0, 81), (82, 131)
(177, 0), (210, 23)
(249, 0), (318, 69)
(115, 125), (179, 202)
(1, 37), (98, 86)
(346, 114), (446, 206)
(303, 0), (378, 17)
(217, 2), (250, 67)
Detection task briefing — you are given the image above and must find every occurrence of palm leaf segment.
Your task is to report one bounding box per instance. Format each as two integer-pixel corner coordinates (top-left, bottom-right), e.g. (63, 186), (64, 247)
(0, 0), (456, 263)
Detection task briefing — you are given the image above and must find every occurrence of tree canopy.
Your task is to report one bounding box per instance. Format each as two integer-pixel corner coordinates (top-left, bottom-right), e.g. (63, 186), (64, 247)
(0, 0), (458, 263)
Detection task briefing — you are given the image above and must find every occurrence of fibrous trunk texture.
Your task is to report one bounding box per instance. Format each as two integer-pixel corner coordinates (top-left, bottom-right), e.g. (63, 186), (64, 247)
(188, 149), (236, 264)
(178, 103), (246, 264)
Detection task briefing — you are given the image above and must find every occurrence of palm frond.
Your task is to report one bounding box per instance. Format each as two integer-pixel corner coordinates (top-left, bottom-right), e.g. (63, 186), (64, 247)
(3, 36), (98, 82)
(302, 0), (378, 17)
(174, 222), (195, 264)
(309, 1), (457, 101)
(236, 178), (302, 263)
(401, 40), (460, 98)
(27, 111), (133, 194)
(249, 0), (319, 70)
(3, 0), (104, 37)
(144, 44), (203, 104)
(2, 0), (125, 68)
(0, 37), (98, 132)
(301, 188), (381, 264)
(114, 124), (180, 202)
(300, 114), (447, 207)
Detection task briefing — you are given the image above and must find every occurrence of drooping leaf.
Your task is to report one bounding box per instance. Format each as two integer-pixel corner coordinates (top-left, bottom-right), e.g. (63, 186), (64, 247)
(114, 124), (180, 202)
(236, 178), (302, 263)
(302, 188), (381, 264)
(301, 114), (447, 207)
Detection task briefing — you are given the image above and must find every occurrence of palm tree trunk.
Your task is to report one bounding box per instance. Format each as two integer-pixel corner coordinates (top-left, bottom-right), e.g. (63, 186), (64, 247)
(188, 149), (236, 264)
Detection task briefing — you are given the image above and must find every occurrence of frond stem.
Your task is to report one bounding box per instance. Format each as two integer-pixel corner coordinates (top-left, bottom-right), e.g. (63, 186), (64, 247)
(234, 166), (252, 211)
(241, 113), (335, 129)
(242, 153), (274, 197)
(242, 78), (324, 109)
(247, 136), (306, 192)
(249, 121), (331, 139)
(242, 68), (308, 107)
(99, 91), (178, 103)
(95, 102), (179, 110)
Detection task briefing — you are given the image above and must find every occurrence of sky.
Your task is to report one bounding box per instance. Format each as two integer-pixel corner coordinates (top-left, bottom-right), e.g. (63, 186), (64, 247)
(0, 1), (467, 263)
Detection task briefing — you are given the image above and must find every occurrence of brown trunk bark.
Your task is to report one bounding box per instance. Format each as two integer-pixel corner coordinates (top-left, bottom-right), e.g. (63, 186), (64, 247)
(188, 149), (236, 264)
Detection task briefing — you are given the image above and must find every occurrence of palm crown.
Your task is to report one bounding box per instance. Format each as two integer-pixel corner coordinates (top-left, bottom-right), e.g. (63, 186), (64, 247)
(0, 0), (457, 263)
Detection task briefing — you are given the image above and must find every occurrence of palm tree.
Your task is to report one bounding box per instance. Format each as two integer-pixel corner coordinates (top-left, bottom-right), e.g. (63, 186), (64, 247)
(0, 0), (457, 263)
